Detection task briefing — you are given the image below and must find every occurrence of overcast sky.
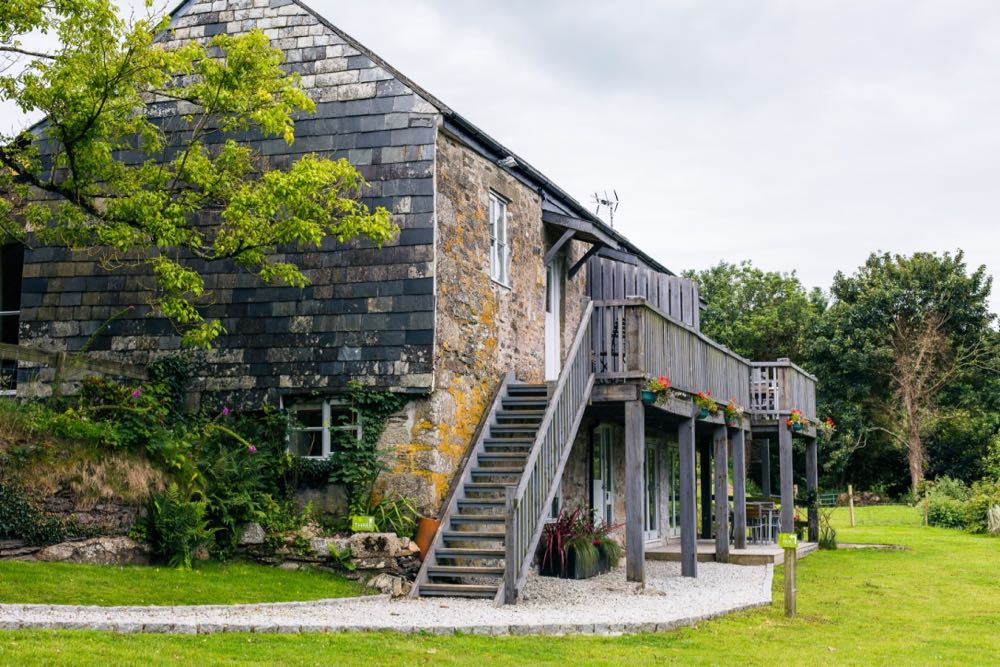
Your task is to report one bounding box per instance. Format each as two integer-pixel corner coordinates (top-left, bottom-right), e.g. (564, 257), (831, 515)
(4, 1), (999, 314)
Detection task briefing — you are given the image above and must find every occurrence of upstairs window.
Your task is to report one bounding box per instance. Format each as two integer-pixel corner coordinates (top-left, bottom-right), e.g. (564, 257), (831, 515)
(489, 192), (510, 286)
(287, 399), (361, 458)
(0, 244), (23, 396)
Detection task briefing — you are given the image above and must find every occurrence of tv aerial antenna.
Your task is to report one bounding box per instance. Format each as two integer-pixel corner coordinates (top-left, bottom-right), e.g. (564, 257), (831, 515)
(593, 190), (620, 228)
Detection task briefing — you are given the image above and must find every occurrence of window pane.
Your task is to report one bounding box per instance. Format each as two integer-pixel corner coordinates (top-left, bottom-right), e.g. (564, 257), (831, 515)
(329, 406), (357, 430)
(289, 429), (323, 457)
(294, 408), (323, 429)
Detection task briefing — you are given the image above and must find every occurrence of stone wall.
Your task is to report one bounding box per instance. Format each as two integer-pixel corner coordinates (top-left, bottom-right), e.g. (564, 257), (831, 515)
(18, 0), (440, 406)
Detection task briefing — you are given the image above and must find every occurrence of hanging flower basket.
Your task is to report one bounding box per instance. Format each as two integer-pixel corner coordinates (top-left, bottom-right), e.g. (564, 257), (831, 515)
(724, 398), (745, 427)
(693, 391), (718, 419)
(643, 376), (670, 405)
(785, 409), (806, 432)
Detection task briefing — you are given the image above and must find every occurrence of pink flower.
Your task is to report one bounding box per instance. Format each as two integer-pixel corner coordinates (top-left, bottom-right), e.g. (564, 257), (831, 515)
(247, 445), (257, 454)
(221, 406), (230, 417)
(131, 387), (142, 399)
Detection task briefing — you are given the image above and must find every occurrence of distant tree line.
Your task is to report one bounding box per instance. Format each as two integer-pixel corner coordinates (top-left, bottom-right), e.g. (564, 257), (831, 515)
(687, 251), (1000, 498)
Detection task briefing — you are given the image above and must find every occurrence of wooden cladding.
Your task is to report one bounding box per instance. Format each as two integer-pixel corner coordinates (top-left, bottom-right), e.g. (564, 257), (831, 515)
(587, 256), (701, 330)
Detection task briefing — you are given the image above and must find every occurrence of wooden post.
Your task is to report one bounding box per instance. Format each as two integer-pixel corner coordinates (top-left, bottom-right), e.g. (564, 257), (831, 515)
(761, 438), (771, 498)
(504, 486), (517, 604)
(848, 483), (856, 528)
(784, 545), (797, 617)
(732, 428), (747, 550)
(625, 399), (646, 584)
(678, 415), (698, 577)
(779, 421), (795, 533)
(714, 425), (730, 563)
(924, 489), (930, 527)
(806, 437), (818, 543)
(699, 439), (712, 539)
(52, 350), (67, 398)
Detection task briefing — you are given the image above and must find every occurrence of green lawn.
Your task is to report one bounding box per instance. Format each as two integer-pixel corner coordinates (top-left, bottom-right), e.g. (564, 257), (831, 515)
(0, 560), (367, 606)
(2, 505), (998, 666)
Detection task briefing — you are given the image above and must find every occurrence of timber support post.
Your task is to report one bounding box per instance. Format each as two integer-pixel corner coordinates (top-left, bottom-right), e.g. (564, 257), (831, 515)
(806, 436), (818, 543)
(714, 425), (730, 563)
(678, 415), (698, 578)
(625, 399), (645, 584)
(699, 439), (712, 539)
(761, 438), (771, 498)
(779, 421), (795, 533)
(732, 428), (747, 550)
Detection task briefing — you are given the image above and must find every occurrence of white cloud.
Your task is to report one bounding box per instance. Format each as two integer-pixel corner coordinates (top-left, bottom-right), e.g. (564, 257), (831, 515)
(3, 0), (998, 313)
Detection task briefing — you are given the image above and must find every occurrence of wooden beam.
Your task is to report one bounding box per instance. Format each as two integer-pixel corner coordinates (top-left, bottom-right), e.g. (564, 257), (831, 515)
(806, 436), (819, 543)
(567, 242), (603, 279)
(761, 438), (771, 498)
(543, 229), (576, 266)
(779, 423), (795, 533)
(714, 425), (730, 563)
(541, 210), (619, 248)
(678, 415), (698, 577)
(699, 439), (712, 539)
(625, 400), (646, 584)
(590, 382), (639, 403)
(596, 246), (639, 266)
(732, 428), (747, 550)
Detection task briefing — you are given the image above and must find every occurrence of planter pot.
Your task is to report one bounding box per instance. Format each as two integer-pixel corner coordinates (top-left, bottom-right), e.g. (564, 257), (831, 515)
(726, 417), (740, 428)
(697, 407), (711, 419)
(539, 547), (612, 580)
(791, 422), (804, 432)
(641, 390), (656, 405)
(414, 517), (440, 561)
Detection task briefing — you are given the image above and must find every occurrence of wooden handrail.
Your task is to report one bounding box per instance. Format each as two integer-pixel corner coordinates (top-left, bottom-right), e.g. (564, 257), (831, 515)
(502, 302), (595, 604)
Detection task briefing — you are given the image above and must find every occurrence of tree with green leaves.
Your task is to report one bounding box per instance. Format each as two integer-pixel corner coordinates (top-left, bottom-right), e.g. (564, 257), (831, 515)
(809, 251), (997, 494)
(0, 0), (394, 347)
(685, 260), (824, 361)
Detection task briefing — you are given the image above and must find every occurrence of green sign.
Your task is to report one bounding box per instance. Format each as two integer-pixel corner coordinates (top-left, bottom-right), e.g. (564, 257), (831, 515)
(778, 532), (798, 549)
(351, 515), (376, 532)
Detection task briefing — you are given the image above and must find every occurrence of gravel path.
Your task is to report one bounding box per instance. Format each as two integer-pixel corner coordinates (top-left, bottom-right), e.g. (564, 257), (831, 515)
(0, 562), (772, 635)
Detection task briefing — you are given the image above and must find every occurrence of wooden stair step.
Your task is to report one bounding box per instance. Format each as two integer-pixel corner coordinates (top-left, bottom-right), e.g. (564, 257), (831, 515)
(470, 468), (523, 478)
(496, 410), (545, 420)
(418, 583), (498, 597)
(478, 453), (527, 462)
(449, 514), (505, 524)
(489, 425), (540, 435)
(442, 531), (505, 541)
(501, 398), (548, 408)
(427, 565), (504, 576)
(434, 547), (505, 558)
(457, 498), (505, 509)
(506, 385), (548, 396)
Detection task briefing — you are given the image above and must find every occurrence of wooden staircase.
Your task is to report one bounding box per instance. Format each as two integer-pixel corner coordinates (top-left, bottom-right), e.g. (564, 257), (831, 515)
(413, 381), (549, 599)
(411, 302), (596, 603)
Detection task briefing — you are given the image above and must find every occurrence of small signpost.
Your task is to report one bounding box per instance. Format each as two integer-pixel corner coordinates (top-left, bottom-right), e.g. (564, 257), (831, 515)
(778, 532), (798, 617)
(351, 515), (376, 532)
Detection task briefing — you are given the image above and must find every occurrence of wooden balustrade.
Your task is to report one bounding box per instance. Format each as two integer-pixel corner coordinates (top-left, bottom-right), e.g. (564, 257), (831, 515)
(503, 302), (595, 603)
(750, 360), (817, 421)
(591, 299), (752, 408)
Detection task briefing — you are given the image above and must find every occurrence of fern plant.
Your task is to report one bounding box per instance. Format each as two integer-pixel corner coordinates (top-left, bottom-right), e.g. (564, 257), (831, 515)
(144, 483), (216, 569)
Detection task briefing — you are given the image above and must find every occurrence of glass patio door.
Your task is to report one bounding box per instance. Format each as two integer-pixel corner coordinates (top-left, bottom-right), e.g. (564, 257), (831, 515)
(592, 425), (614, 524)
(644, 442), (660, 542)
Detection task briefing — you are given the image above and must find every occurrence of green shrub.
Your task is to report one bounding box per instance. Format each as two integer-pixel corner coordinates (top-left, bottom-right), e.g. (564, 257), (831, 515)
(927, 495), (967, 529)
(370, 496), (419, 539)
(965, 479), (1000, 534)
(0, 484), (64, 546)
(144, 484), (216, 569)
(931, 476), (970, 502)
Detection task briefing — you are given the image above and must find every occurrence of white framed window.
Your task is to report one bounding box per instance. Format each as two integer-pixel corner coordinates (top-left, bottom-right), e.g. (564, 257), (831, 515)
(287, 399), (361, 458)
(488, 192), (510, 286)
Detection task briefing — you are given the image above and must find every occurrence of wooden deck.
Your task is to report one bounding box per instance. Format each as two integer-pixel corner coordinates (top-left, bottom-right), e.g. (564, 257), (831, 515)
(646, 539), (819, 566)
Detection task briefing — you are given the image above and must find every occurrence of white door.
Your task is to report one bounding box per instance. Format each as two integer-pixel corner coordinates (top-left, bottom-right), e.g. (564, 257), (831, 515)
(644, 441), (661, 542)
(544, 258), (562, 381)
(592, 425), (614, 524)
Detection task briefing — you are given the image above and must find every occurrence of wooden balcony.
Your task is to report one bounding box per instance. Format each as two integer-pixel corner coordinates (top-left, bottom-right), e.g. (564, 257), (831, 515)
(591, 299), (751, 408)
(590, 299), (817, 427)
(750, 359), (818, 428)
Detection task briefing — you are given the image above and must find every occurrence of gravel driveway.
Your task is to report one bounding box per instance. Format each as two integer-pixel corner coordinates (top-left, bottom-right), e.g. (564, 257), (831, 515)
(0, 561), (772, 635)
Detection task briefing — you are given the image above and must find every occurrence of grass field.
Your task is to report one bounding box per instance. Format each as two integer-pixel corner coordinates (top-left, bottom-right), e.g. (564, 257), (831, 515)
(0, 560), (367, 606)
(2, 505), (998, 666)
